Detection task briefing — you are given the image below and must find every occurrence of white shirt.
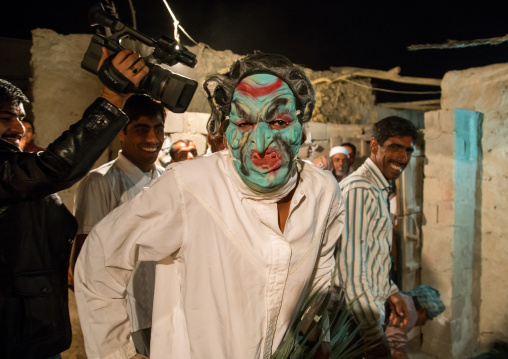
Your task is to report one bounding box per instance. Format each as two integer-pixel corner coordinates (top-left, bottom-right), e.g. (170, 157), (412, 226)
(75, 150), (344, 359)
(336, 158), (399, 340)
(74, 151), (164, 333)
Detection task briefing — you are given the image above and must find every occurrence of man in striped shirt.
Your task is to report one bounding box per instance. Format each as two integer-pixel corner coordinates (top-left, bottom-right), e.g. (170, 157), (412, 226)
(337, 116), (420, 358)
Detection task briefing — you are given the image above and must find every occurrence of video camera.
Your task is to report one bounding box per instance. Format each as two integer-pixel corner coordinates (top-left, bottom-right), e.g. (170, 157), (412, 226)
(81, 3), (198, 113)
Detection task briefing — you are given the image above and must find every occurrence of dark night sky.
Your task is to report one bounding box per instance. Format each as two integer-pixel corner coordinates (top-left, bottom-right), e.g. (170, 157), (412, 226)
(2, 0), (508, 102)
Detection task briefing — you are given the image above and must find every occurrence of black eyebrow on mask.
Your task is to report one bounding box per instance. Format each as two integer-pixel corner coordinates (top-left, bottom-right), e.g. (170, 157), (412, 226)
(266, 98), (290, 120)
(232, 99), (253, 121)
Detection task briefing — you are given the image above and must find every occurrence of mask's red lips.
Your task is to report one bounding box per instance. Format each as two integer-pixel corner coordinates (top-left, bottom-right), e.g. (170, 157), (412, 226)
(250, 149), (282, 172)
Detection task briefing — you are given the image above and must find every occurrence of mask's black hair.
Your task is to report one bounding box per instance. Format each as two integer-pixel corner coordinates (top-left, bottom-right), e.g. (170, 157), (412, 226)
(203, 52), (315, 140)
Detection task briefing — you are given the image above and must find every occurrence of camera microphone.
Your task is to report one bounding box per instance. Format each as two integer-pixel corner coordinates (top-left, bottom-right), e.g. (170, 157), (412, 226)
(87, 3), (116, 29)
(81, 3), (198, 113)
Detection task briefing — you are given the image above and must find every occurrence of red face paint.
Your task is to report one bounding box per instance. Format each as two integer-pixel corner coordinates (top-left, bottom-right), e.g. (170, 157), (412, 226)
(235, 78), (284, 99)
(250, 148), (282, 172)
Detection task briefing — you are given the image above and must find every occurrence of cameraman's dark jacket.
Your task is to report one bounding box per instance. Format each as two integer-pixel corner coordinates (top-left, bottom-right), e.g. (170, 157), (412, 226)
(0, 98), (128, 358)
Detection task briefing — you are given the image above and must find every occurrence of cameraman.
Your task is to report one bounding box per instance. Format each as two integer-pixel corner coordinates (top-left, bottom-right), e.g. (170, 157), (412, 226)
(0, 48), (148, 359)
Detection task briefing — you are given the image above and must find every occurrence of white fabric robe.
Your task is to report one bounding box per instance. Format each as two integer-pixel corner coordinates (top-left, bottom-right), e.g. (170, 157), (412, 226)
(75, 150), (344, 359)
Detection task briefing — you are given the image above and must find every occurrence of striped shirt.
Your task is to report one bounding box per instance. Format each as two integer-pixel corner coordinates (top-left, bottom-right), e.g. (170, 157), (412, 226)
(337, 157), (399, 340)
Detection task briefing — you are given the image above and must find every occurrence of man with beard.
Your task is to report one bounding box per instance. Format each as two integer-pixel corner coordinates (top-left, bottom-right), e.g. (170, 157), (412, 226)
(336, 116), (420, 358)
(75, 53), (344, 359)
(329, 145), (350, 182)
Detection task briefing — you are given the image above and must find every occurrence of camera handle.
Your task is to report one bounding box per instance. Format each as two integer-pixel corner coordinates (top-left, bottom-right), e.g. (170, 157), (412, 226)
(88, 3), (196, 69)
(97, 55), (143, 94)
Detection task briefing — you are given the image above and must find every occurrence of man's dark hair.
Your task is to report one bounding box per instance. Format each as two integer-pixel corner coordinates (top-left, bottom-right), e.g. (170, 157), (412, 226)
(0, 79), (29, 106)
(372, 116), (420, 146)
(203, 52), (315, 140)
(169, 139), (194, 158)
(122, 94), (166, 133)
(340, 142), (357, 157)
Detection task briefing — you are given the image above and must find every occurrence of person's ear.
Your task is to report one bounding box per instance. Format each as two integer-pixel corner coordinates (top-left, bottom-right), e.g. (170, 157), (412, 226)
(370, 138), (379, 155)
(118, 130), (126, 142)
(207, 133), (228, 153)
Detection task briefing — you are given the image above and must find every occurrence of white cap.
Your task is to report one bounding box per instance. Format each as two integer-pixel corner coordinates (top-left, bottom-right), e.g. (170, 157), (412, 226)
(329, 146), (349, 157)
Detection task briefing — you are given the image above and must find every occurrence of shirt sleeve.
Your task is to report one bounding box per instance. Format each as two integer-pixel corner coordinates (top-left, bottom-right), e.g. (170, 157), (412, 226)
(74, 171), (116, 235)
(304, 181), (345, 341)
(74, 169), (186, 359)
(337, 185), (386, 341)
(0, 98), (127, 204)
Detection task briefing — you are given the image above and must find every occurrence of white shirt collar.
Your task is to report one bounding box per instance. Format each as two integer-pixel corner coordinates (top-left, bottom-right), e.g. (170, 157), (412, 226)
(116, 150), (158, 188)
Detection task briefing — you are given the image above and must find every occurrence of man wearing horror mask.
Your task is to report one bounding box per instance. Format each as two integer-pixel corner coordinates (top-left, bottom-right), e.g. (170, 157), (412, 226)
(226, 73), (304, 192)
(75, 53), (344, 359)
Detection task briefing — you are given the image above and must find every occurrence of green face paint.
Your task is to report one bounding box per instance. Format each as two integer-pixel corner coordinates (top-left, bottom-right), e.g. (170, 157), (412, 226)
(226, 74), (303, 192)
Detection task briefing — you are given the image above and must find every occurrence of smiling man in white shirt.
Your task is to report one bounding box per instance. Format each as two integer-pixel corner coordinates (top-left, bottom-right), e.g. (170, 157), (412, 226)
(75, 53), (344, 359)
(72, 94), (166, 357)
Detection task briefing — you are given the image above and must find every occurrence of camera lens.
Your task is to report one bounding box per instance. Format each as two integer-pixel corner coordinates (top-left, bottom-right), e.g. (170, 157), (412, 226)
(140, 63), (197, 113)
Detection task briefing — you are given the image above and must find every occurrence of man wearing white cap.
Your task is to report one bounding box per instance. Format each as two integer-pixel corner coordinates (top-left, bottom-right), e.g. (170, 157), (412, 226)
(329, 146), (350, 182)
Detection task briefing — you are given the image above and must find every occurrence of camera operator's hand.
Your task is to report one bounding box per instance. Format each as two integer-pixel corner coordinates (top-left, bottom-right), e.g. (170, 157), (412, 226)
(99, 48), (149, 109)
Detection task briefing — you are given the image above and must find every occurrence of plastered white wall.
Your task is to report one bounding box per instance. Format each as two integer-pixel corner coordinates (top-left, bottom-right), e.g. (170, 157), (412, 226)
(441, 63), (508, 350)
(422, 63), (508, 357)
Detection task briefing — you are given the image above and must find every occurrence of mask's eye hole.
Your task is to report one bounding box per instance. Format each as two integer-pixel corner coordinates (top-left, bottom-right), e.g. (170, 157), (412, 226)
(237, 121), (255, 130)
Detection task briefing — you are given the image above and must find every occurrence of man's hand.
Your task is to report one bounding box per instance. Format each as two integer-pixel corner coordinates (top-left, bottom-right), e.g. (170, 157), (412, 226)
(99, 48), (149, 109)
(312, 154), (333, 171)
(387, 291), (409, 328)
(313, 341), (331, 359)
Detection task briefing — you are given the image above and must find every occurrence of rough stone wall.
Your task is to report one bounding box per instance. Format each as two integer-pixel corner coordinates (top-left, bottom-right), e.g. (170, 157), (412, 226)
(308, 72), (376, 124)
(31, 30), (104, 147)
(422, 63), (508, 356)
(182, 44), (377, 124)
(31, 29), (105, 210)
(164, 111), (209, 154)
(175, 44), (242, 114)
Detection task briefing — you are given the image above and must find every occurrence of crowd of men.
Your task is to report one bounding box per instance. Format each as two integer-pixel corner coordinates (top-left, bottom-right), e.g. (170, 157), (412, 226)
(0, 47), (445, 359)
